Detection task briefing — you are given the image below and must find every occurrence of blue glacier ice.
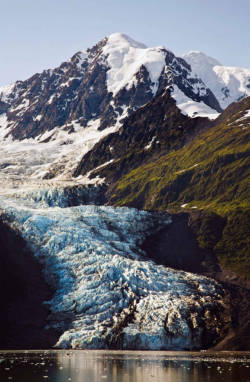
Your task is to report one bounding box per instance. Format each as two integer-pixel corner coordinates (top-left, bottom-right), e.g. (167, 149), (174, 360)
(0, 188), (230, 350)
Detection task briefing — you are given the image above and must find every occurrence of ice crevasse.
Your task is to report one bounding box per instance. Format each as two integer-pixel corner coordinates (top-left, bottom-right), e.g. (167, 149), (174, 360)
(0, 191), (230, 350)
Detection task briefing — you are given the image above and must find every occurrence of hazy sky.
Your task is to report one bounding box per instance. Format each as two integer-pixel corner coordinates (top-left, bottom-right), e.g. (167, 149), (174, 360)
(0, 0), (249, 86)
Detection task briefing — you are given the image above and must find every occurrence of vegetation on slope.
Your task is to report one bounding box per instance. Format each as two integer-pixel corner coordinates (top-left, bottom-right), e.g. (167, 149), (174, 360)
(112, 98), (250, 278)
(74, 89), (209, 179)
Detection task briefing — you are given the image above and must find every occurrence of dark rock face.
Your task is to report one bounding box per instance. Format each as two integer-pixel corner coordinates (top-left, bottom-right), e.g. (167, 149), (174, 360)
(141, 212), (220, 275)
(2, 39), (108, 140)
(212, 96), (250, 127)
(74, 89), (211, 180)
(23, 184), (108, 208)
(0, 100), (10, 114)
(212, 282), (250, 350)
(141, 211), (250, 351)
(158, 51), (222, 112)
(0, 218), (60, 349)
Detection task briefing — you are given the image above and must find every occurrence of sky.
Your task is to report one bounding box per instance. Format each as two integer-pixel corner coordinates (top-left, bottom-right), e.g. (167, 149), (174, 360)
(0, 0), (249, 86)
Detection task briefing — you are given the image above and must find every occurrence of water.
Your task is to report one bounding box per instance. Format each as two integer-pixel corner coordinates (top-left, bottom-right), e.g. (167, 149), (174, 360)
(0, 350), (249, 382)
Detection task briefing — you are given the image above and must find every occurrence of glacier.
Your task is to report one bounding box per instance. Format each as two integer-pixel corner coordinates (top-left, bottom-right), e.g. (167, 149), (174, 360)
(0, 187), (230, 350)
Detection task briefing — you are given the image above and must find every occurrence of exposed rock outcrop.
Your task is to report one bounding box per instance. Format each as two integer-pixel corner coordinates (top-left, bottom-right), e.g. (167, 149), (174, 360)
(0, 218), (59, 349)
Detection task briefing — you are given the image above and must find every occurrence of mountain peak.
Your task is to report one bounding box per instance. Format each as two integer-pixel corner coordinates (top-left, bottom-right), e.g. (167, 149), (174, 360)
(102, 33), (166, 96)
(107, 33), (148, 49)
(183, 51), (222, 67)
(183, 50), (250, 109)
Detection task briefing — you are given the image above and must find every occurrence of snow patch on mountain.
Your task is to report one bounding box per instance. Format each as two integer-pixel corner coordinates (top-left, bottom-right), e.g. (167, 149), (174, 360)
(233, 108), (250, 125)
(0, 113), (12, 139)
(0, 117), (119, 182)
(213, 65), (250, 106)
(183, 51), (250, 109)
(172, 85), (219, 119)
(102, 33), (166, 96)
(74, 51), (88, 70)
(0, 83), (15, 103)
(185, 51), (222, 68)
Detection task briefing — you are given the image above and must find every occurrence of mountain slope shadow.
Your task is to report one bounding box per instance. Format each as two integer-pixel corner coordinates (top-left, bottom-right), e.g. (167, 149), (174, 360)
(141, 211), (250, 350)
(141, 212), (220, 275)
(0, 219), (60, 349)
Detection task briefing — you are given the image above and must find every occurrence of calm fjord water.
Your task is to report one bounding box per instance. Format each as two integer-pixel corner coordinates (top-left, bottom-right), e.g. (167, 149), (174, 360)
(0, 350), (249, 382)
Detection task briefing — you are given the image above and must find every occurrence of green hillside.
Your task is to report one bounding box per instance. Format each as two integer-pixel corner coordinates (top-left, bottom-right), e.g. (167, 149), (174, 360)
(112, 98), (250, 278)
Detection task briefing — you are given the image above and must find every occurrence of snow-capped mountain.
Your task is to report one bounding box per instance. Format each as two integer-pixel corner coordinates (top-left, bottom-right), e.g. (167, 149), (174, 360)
(0, 33), (248, 183)
(183, 51), (250, 109)
(0, 33), (221, 139)
(0, 32), (223, 181)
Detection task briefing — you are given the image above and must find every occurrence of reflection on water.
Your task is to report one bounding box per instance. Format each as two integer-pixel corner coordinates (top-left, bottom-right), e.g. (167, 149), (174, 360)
(0, 350), (249, 382)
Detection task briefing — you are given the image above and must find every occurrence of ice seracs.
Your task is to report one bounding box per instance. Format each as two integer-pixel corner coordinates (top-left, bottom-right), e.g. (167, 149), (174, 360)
(0, 191), (230, 350)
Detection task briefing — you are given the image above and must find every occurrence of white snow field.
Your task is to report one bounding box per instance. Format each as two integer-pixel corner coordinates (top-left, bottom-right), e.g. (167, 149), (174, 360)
(172, 85), (219, 119)
(102, 33), (166, 96)
(103, 33), (220, 118)
(183, 51), (250, 110)
(0, 190), (229, 350)
(0, 115), (118, 183)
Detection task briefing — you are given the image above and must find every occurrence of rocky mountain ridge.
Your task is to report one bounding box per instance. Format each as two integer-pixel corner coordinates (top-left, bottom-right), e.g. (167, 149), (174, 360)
(1, 33), (249, 183)
(73, 88), (211, 180)
(0, 33), (222, 143)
